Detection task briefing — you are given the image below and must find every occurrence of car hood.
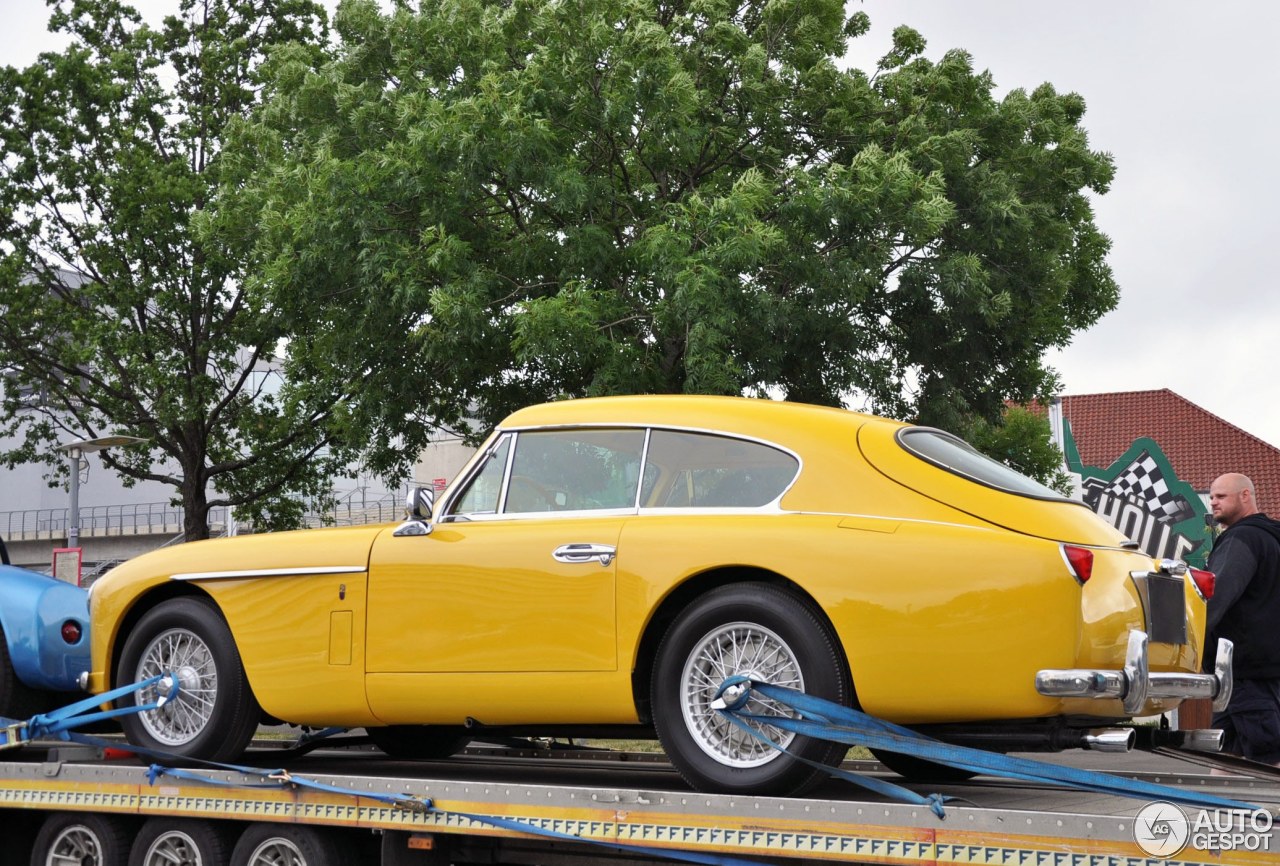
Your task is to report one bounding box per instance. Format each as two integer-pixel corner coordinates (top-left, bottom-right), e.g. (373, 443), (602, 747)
(858, 422), (1128, 546)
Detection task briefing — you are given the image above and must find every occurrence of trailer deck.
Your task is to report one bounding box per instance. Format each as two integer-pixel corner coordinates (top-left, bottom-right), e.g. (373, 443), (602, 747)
(3, 738), (1278, 865)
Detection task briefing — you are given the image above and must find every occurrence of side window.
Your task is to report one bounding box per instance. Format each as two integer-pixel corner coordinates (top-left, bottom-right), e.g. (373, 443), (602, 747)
(448, 434), (512, 517)
(505, 428), (646, 514)
(640, 431), (797, 508)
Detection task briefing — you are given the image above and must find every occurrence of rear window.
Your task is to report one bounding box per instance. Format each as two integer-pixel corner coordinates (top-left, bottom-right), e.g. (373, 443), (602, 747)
(897, 428), (1067, 501)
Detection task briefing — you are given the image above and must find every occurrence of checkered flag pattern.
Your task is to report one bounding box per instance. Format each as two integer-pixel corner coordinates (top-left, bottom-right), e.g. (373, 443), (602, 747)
(1107, 450), (1196, 523)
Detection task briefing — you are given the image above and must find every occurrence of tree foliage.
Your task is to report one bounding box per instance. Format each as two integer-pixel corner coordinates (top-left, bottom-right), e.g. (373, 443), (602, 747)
(221, 0), (1118, 477)
(0, 0), (339, 539)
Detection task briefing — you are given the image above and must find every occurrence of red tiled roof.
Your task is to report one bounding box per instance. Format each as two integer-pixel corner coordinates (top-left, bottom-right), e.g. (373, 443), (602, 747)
(1060, 389), (1280, 515)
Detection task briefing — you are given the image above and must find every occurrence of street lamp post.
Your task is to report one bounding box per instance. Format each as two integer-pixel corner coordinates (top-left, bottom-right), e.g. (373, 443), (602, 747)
(57, 435), (148, 549)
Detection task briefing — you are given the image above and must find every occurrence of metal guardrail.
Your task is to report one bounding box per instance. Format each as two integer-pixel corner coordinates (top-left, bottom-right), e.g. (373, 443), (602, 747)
(1, 494), (401, 542)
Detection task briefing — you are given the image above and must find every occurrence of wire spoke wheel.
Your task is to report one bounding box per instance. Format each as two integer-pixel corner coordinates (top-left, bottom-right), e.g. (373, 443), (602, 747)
(118, 598), (259, 762)
(135, 627), (218, 746)
(680, 621), (804, 767)
(653, 583), (849, 796)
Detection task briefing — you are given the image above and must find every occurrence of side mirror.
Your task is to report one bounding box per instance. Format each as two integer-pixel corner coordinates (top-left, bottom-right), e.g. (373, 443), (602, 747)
(407, 486), (435, 521)
(394, 487), (435, 537)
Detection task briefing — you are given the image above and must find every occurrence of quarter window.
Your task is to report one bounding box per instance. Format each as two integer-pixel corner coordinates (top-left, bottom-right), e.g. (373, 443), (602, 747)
(640, 431), (797, 508)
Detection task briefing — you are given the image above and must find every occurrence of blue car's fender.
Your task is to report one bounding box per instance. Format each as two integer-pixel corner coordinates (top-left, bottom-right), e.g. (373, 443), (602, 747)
(0, 563), (91, 692)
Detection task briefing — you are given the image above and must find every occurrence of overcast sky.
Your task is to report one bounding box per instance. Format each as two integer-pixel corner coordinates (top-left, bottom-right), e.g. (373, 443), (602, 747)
(5, 1), (1278, 447)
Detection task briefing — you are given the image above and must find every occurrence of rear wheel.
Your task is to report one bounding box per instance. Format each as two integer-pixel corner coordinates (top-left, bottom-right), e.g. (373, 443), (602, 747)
(116, 597), (259, 762)
(651, 583), (850, 796)
(366, 725), (471, 759)
(30, 814), (132, 866)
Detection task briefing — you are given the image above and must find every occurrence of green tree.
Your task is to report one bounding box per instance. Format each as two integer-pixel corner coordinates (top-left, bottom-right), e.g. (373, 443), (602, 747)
(222, 0), (1117, 477)
(0, 0), (334, 539)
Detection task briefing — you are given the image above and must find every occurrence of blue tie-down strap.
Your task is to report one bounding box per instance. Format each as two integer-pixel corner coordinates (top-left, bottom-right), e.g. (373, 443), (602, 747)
(0, 673), (180, 750)
(147, 764), (772, 866)
(711, 676), (1264, 818)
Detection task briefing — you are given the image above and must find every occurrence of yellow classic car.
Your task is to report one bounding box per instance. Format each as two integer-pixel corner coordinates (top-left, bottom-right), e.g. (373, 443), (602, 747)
(86, 395), (1230, 795)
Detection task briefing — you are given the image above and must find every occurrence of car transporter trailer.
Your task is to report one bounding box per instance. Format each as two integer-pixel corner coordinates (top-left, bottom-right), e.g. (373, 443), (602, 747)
(1, 727), (1279, 866)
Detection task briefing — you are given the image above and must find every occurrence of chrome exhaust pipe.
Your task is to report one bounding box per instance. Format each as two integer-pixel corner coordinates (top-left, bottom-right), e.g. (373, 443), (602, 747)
(1083, 728), (1136, 752)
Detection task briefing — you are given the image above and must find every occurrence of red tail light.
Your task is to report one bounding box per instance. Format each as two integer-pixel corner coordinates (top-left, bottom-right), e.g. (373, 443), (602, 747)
(1061, 545), (1094, 584)
(60, 621), (82, 644)
(1189, 567), (1216, 600)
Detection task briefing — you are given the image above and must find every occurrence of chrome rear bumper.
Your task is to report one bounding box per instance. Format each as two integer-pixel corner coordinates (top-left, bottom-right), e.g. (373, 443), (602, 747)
(1035, 631), (1233, 716)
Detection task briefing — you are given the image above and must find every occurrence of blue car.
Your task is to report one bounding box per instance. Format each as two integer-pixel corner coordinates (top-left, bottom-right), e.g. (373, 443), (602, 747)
(0, 537), (90, 720)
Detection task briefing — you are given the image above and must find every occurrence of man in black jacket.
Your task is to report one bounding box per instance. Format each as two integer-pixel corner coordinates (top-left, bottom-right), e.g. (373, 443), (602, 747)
(1206, 473), (1280, 764)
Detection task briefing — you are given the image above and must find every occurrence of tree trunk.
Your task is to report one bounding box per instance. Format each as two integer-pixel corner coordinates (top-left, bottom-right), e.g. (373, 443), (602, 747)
(181, 465), (211, 542)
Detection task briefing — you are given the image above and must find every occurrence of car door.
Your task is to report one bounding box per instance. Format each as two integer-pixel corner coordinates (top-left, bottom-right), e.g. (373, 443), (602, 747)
(365, 427), (646, 676)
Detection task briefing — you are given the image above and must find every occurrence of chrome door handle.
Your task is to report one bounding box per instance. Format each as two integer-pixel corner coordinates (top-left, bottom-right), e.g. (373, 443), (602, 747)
(552, 543), (617, 567)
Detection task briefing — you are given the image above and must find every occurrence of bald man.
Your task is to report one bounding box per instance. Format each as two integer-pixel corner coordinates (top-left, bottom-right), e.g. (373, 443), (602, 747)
(1205, 473), (1280, 765)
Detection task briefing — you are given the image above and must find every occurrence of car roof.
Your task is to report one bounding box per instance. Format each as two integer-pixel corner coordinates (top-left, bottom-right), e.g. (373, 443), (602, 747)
(500, 394), (900, 438)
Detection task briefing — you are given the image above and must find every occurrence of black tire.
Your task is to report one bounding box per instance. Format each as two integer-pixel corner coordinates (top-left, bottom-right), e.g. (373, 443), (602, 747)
(230, 825), (351, 866)
(871, 748), (979, 783)
(116, 597), (260, 762)
(30, 813), (133, 866)
(366, 725), (471, 759)
(0, 625), (57, 721)
(128, 818), (237, 866)
(650, 583), (851, 796)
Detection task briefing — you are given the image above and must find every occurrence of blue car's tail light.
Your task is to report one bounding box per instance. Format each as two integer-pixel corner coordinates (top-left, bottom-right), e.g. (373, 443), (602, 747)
(61, 620), (83, 644)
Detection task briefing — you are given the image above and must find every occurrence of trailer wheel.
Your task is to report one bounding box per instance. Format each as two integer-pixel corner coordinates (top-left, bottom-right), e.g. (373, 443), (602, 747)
(30, 813), (132, 866)
(230, 825), (350, 866)
(366, 725), (471, 759)
(128, 818), (236, 866)
(651, 583), (850, 796)
(116, 597), (260, 762)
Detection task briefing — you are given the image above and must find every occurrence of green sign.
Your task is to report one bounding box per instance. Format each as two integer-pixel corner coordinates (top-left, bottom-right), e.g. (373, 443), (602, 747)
(1063, 423), (1211, 568)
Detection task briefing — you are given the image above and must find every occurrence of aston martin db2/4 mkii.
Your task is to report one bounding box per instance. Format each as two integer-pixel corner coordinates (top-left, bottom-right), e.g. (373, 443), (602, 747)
(86, 396), (1230, 794)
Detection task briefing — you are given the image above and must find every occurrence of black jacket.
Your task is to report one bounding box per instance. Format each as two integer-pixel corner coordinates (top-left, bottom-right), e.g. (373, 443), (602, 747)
(1206, 513), (1280, 679)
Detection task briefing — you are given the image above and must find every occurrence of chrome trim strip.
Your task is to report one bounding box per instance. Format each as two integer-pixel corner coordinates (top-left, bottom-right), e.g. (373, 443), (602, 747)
(633, 428), (652, 510)
(171, 566), (368, 582)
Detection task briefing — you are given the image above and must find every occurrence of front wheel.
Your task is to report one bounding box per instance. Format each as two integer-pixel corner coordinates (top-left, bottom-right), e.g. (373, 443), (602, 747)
(116, 597), (260, 762)
(651, 583), (851, 796)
